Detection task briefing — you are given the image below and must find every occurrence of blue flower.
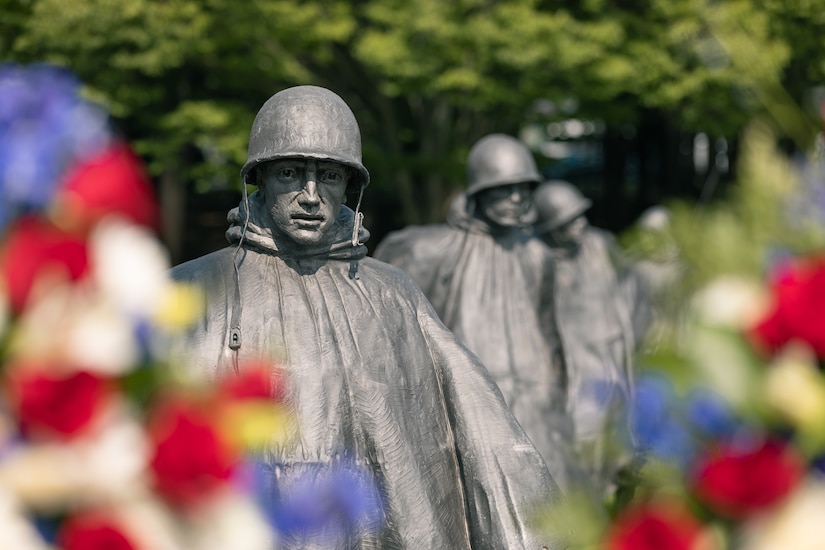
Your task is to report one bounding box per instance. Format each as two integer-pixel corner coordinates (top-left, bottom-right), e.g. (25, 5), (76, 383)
(0, 63), (111, 230)
(243, 458), (385, 543)
(630, 373), (697, 465)
(30, 514), (62, 545)
(630, 373), (675, 447)
(649, 421), (695, 467)
(685, 388), (738, 440)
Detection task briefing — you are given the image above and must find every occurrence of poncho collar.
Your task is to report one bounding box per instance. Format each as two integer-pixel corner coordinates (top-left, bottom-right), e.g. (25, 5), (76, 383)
(225, 191), (369, 261)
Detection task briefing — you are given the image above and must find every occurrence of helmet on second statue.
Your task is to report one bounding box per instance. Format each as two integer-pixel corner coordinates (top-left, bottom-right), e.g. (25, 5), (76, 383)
(465, 134), (542, 196)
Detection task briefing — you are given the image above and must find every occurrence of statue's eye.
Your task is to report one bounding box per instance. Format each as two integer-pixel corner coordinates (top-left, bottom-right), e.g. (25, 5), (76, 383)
(279, 168), (297, 180)
(321, 170), (342, 183)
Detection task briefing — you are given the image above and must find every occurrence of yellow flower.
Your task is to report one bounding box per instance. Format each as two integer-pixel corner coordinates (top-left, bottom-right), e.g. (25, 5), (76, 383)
(154, 282), (205, 330)
(764, 344), (825, 445)
(218, 401), (297, 451)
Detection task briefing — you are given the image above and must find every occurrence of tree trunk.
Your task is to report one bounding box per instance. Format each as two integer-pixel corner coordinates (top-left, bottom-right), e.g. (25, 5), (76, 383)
(159, 169), (186, 266)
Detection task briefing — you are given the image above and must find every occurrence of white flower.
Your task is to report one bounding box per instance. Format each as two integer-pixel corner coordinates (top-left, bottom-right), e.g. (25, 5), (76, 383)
(0, 406), (150, 510)
(64, 294), (140, 375)
(691, 275), (768, 329)
(10, 282), (139, 376)
(90, 217), (171, 319)
(75, 407), (151, 500)
(741, 476), (825, 550)
(0, 489), (48, 550)
(113, 497), (187, 550)
(185, 490), (278, 550)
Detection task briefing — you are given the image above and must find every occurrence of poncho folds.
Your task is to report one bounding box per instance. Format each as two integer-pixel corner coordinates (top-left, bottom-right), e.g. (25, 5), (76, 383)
(373, 194), (577, 491)
(545, 226), (649, 496)
(169, 193), (561, 549)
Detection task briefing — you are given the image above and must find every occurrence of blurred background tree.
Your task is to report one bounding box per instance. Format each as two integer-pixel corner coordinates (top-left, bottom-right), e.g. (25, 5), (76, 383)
(1, 0), (823, 262)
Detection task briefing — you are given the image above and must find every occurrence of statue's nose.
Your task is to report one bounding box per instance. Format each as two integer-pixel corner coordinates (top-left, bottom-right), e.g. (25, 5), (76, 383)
(300, 176), (320, 206)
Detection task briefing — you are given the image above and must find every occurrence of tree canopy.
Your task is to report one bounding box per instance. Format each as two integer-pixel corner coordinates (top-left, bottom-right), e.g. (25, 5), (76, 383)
(2, 0), (823, 254)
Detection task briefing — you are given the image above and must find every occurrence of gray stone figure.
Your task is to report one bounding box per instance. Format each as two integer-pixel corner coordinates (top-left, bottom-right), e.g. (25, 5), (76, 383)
(373, 134), (579, 493)
(533, 180), (650, 500)
(170, 87), (562, 549)
(624, 205), (685, 351)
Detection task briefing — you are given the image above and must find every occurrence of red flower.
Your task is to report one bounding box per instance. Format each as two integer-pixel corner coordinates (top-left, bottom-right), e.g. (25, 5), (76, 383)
(217, 359), (286, 402)
(691, 438), (804, 519)
(4, 366), (111, 440)
(749, 255), (825, 357)
(605, 500), (705, 550)
(58, 513), (137, 550)
(0, 216), (89, 312)
(148, 397), (238, 508)
(56, 141), (158, 230)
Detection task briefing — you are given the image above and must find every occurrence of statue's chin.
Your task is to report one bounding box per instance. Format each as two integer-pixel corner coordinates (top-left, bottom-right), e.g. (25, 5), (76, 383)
(281, 228), (331, 247)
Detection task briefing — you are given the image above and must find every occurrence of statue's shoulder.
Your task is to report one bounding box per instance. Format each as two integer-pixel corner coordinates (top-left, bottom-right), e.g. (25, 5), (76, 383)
(373, 224), (460, 263)
(169, 246), (238, 283)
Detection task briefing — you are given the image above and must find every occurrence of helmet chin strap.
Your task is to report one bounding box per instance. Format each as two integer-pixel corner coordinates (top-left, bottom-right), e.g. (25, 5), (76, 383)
(350, 185), (365, 248)
(228, 177), (252, 374)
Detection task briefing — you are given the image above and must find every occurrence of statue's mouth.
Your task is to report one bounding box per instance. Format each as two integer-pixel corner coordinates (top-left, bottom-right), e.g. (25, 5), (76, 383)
(292, 213), (325, 227)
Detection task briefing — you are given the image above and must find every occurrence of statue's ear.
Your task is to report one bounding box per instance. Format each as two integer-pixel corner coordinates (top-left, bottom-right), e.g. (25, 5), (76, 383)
(252, 168), (263, 197)
(466, 194), (476, 217)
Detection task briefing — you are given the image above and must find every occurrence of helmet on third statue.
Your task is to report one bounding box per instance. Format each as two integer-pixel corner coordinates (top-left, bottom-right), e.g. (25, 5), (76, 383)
(533, 180), (592, 233)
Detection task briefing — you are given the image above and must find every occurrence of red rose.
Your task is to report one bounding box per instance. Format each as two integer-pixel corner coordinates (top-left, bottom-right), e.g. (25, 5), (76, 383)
(217, 359), (286, 402)
(750, 255), (825, 357)
(691, 438), (804, 519)
(0, 216), (89, 312)
(4, 366), (111, 440)
(56, 141), (158, 230)
(148, 398), (238, 508)
(58, 513), (137, 550)
(605, 501), (705, 550)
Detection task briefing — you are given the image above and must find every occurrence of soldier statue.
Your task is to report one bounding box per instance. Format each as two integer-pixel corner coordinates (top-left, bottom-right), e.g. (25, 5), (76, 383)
(170, 87), (562, 549)
(374, 134), (580, 492)
(533, 179), (651, 499)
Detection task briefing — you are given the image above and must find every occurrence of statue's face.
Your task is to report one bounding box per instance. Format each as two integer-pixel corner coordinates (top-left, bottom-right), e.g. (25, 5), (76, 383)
(475, 182), (532, 227)
(550, 215), (588, 247)
(259, 158), (349, 246)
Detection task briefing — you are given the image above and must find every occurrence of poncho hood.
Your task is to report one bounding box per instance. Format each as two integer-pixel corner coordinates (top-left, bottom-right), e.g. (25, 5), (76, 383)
(225, 190), (369, 261)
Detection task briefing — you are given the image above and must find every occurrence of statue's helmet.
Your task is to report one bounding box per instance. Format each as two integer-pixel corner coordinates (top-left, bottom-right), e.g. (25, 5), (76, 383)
(241, 85), (370, 194)
(533, 180), (592, 232)
(466, 134), (542, 196)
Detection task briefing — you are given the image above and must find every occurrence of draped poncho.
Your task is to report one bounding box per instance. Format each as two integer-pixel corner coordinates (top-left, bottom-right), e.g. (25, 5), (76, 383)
(169, 193), (562, 549)
(373, 194), (577, 491)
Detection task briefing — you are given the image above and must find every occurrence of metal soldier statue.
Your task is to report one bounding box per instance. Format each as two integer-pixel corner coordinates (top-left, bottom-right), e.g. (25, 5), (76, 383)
(375, 134), (579, 493)
(533, 179), (651, 499)
(170, 87), (562, 549)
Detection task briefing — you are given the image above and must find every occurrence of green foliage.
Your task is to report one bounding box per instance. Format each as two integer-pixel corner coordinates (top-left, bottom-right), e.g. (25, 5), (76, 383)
(153, 100), (254, 192)
(667, 120), (825, 289)
(3, 0), (824, 225)
(622, 117), (825, 413)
